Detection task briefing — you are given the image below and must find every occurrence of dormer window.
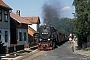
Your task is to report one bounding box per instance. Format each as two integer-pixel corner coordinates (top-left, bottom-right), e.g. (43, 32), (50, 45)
(0, 9), (2, 21)
(4, 10), (8, 22)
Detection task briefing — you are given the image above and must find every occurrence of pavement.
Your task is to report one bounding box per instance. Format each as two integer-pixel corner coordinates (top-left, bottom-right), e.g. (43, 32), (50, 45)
(73, 41), (90, 57)
(1, 42), (90, 60)
(0, 45), (38, 60)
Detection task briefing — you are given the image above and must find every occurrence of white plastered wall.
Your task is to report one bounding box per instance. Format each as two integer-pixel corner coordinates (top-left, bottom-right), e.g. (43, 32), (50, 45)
(29, 24), (37, 31)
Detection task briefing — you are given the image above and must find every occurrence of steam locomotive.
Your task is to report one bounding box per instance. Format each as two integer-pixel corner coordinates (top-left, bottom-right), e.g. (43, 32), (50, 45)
(33, 25), (67, 50)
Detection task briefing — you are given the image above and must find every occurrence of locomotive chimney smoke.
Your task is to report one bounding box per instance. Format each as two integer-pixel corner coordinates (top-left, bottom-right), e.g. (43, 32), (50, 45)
(42, 0), (61, 28)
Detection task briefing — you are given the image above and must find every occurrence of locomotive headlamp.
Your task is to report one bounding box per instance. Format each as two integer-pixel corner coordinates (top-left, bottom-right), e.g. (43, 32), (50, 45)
(48, 39), (50, 41)
(40, 39), (42, 41)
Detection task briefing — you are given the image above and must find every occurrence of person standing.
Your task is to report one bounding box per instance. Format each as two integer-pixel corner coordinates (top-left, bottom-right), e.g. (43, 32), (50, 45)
(68, 33), (73, 44)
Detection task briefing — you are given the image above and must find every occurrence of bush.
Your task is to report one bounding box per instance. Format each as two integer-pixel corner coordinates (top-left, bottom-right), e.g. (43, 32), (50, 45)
(85, 47), (90, 51)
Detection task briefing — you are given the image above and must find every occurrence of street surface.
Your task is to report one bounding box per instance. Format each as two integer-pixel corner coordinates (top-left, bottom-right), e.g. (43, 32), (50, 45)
(18, 42), (90, 60)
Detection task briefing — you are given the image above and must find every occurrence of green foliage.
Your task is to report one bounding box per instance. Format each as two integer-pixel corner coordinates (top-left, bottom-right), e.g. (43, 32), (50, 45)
(43, 17), (74, 35)
(56, 18), (74, 35)
(85, 47), (90, 51)
(73, 0), (90, 47)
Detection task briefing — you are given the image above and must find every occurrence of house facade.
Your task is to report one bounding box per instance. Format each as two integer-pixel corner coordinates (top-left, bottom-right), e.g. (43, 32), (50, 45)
(22, 16), (40, 47)
(28, 26), (36, 47)
(10, 12), (30, 46)
(0, 0), (40, 48)
(22, 16), (40, 32)
(0, 0), (12, 46)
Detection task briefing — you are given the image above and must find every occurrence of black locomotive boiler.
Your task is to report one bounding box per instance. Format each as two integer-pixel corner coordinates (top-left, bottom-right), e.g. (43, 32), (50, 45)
(33, 25), (66, 50)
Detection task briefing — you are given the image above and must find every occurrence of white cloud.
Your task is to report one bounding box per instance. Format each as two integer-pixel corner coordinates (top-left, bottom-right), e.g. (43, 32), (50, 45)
(61, 6), (71, 11)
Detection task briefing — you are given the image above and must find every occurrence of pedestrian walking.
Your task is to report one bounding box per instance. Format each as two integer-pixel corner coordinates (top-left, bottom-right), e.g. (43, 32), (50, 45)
(68, 33), (73, 44)
(71, 35), (77, 52)
(68, 33), (76, 52)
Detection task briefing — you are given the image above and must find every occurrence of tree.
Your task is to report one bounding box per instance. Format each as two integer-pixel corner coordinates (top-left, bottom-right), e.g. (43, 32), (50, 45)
(56, 18), (74, 35)
(73, 0), (89, 48)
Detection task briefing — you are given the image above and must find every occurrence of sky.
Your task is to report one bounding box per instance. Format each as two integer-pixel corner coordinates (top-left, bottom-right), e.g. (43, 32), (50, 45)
(3, 0), (75, 24)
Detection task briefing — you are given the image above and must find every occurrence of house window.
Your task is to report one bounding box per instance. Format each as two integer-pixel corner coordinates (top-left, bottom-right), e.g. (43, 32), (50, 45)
(4, 10), (8, 22)
(24, 32), (26, 41)
(5, 31), (8, 42)
(19, 32), (22, 41)
(0, 31), (1, 42)
(0, 9), (2, 21)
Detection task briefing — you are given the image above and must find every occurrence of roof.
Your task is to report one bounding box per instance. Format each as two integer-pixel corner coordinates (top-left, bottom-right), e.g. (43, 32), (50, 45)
(0, 0), (12, 9)
(22, 16), (40, 24)
(10, 12), (31, 24)
(28, 26), (36, 36)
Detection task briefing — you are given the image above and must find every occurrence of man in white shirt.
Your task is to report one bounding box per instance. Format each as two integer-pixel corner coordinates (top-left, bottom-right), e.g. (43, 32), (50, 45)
(69, 33), (73, 44)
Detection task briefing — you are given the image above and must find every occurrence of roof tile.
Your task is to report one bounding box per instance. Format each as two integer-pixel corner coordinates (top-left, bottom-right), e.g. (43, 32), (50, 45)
(22, 16), (40, 24)
(0, 0), (12, 9)
(10, 12), (31, 24)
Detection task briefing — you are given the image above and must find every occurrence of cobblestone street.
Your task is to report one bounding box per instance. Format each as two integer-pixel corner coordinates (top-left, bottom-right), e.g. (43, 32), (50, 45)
(15, 42), (90, 60)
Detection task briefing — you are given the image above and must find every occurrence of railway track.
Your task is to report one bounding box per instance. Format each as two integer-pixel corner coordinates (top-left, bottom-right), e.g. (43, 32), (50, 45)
(17, 49), (48, 60)
(1, 46), (39, 60)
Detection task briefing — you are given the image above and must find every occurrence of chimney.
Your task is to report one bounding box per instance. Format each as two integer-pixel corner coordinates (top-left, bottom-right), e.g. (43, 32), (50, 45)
(16, 10), (20, 16)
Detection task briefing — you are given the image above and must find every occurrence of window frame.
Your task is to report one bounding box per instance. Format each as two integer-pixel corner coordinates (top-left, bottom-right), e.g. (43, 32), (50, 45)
(19, 32), (22, 41)
(0, 9), (2, 21)
(4, 10), (8, 22)
(24, 32), (26, 41)
(5, 31), (8, 42)
(0, 31), (1, 42)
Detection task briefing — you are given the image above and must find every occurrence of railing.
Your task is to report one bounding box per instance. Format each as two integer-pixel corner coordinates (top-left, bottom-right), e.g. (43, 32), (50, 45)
(0, 43), (37, 54)
(8, 46), (14, 53)
(0, 45), (25, 54)
(0, 46), (6, 54)
(8, 45), (24, 53)
(16, 45), (24, 51)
